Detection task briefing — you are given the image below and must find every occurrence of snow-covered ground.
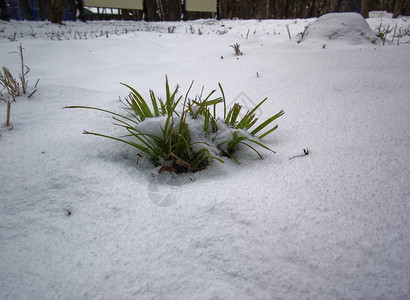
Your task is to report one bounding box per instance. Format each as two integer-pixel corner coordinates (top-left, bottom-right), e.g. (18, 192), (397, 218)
(0, 12), (409, 299)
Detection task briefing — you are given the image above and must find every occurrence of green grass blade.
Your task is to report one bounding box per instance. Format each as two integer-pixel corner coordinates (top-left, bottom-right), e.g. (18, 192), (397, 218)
(183, 81), (194, 117)
(204, 97), (223, 106)
(170, 95), (182, 117)
(211, 116), (218, 132)
(128, 95), (145, 121)
(64, 105), (139, 124)
(246, 138), (275, 153)
(83, 130), (152, 156)
(159, 99), (167, 115)
(246, 117), (258, 130)
(121, 82), (153, 118)
(247, 98), (267, 118)
(197, 148), (224, 164)
(225, 106), (233, 124)
(223, 150), (239, 163)
(250, 110), (284, 136)
(259, 124), (279, 139)
(236, 97), (266, 129)
(239, 141), (263, 159)
(127, 129), (164, 157)
(218, 82), (226, 119)
(236, 112), (253, 129)
(203, 109), (210, 133)
(112, 116), (134, 129)
(230, 104), (242, 126)
(165, 75), (171, 104)
(150, 90), (160, 117)
(133, 93), (153, 119)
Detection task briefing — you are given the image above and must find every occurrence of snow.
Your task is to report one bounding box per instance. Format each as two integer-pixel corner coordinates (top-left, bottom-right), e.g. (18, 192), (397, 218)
(1, 12), (410, 299)
(301, 12), (379, 45)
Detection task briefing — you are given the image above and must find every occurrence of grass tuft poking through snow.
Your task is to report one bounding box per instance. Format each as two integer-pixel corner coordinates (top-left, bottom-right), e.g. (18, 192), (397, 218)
(229, 43), (243, 56)
(65, 77), (283, 173)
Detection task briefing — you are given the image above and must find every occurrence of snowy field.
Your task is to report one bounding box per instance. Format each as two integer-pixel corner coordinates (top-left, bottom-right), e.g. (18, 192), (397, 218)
(1, 12), (409, 299)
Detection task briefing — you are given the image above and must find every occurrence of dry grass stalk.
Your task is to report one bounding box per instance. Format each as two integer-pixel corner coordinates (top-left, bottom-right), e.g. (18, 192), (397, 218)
(5, 101), (11, 126)
(16, 42), (29, 94)
(230, 43), (243, 56)
(0, 66), (19, 101)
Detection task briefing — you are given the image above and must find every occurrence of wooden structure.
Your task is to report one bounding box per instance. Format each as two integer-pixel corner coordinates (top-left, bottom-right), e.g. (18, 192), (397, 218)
(185, 0), (217, 12)
(84, 0), (143, 20)
(184, 0), (217, 20)
(84, 0), (143, 10)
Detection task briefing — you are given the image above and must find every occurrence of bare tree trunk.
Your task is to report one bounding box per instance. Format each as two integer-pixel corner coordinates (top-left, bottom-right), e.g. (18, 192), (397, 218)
(163, 0), (181, 21)
(47, 0), (64, 23)
(309, 0), (317, 17)
(219, 0), (255, 19)
(361, 0), (370, 17)
(20, 0), (33, 20)
(38, 0), (46, 20)
(0, 0), (10, 20)
(145, 0), (162, 21)
(274, 0), (285, 18)
(67, 0), (77, 19)
(121, 9), (130, 20)
(266, 0), (275, 18)
(219, 0), (232, 19)
(393, 0), (404, 17)
(255, 0), (274, 19)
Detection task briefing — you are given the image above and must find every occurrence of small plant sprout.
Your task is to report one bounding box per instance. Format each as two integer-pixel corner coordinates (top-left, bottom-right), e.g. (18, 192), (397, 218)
(376, 23), (393, 45)
(65, 77), (284, 173)
(297, 24), (310, 43)
(289, 148), (309, 160)
(230, 43), (243, 56)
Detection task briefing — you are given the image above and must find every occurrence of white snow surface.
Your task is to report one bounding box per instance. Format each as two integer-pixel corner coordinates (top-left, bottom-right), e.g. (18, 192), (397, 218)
(0, 13), (410, 299)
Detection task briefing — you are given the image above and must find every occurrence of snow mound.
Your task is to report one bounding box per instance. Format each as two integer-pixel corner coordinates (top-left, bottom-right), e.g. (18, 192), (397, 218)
(301, 13), (379, 45)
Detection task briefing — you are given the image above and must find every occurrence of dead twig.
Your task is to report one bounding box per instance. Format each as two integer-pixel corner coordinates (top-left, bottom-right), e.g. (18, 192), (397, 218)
(289, 148), (309, 160)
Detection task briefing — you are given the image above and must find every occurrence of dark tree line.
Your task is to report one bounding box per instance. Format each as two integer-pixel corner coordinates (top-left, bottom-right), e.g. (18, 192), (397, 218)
(10, 0), (80, 23)
(9, 0), (409, 23)
(144, 0), (408, 20)
(217, 0), (408, 19)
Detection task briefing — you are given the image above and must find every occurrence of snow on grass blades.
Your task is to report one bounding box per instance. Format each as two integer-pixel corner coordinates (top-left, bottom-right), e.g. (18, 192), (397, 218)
(64, 77), (284, 173)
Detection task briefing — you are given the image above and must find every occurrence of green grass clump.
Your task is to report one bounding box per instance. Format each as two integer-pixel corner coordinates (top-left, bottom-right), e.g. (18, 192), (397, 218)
(65, 77), (284, 173)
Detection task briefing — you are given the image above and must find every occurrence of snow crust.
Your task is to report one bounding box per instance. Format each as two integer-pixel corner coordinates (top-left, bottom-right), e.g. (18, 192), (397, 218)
(0, 13), (409, 300)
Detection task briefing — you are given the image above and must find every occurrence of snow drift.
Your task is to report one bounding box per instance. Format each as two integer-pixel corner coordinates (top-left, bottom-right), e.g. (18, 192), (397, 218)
(301, 12), (380, 45)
